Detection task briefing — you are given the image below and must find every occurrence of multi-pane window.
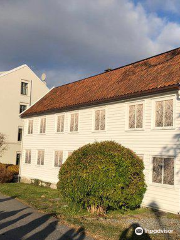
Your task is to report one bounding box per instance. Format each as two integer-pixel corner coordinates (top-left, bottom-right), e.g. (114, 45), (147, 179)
(28, 120), (33, 134)
(18, 127), (23, 141)
(21, 82), (28, 95)
(20, 104), (27, 113)
(40, 118), (46, 133)
(129, 103), (143, 129)
(37, 150), (45, 165)
(25, 150), (31, 164)
(54, 151), (63, 167)
(57, 115), (65, 132)
(155, 99), (173, 128)
(70, 113), (78, 132)
(152, 157), (174, 185)
(95, 109), (105, 130)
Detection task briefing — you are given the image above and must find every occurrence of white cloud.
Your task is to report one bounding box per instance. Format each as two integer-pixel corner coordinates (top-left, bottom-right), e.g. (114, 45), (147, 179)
(0, 0), (180, 87)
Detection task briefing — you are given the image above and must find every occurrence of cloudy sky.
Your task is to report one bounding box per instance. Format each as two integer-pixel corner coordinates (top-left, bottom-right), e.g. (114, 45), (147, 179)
(0, 0), (180, 88)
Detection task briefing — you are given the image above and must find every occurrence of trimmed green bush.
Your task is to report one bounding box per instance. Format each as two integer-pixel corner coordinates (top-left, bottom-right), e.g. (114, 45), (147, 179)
(57, 141), (146, 213)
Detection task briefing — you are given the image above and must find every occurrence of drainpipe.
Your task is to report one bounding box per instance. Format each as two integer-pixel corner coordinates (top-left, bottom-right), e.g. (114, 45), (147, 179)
(29, 80), (32, 106)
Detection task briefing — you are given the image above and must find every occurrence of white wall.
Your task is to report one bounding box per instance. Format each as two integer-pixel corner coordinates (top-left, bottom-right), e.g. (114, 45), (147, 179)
(0, 65), (49, 164)
(20, 91), (180, 213)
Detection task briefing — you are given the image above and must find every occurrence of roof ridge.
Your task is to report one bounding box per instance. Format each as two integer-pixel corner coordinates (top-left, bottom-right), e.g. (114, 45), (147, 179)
(54, 46), (180, 89)
(0, 64), (27, 78)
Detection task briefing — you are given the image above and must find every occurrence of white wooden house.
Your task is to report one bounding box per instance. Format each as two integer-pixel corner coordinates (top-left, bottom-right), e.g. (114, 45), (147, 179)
(20, 48), (180, 214)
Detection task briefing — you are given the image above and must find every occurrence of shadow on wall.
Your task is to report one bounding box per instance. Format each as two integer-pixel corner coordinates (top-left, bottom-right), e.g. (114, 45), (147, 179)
(119, 201), (173, 240)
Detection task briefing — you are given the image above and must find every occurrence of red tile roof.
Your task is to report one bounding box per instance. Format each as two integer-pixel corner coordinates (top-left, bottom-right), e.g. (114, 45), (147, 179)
(21, 47), (180, 118)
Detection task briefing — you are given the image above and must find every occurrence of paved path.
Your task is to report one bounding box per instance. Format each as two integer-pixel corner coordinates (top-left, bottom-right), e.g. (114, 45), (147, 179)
(0, 193), (94, 240)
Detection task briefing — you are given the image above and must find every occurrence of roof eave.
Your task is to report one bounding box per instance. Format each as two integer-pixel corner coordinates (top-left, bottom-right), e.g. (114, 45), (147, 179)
(21, 84), (180, 118)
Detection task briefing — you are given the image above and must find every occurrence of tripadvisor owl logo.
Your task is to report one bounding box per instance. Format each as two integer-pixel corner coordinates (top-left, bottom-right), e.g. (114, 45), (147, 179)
(135, 227), (143, 235)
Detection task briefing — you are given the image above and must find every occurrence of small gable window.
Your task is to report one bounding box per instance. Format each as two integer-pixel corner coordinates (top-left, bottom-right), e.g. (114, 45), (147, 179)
(20, 104), (27, 113)
(21, 82), (28, 95)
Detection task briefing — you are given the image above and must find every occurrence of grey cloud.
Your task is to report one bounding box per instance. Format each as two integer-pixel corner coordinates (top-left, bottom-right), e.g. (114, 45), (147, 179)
(142, 0), (180, 14)
(0, 0), (180, 88)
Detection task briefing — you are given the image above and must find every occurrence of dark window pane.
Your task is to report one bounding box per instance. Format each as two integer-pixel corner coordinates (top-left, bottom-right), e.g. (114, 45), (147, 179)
(164, 158), (174, 185)
(21, 82), (28, 95)
(20, 105), (27, 113)
(16, 153), (21, 165)
(18, 128), (22, 141)
(152, 157), (163, 183)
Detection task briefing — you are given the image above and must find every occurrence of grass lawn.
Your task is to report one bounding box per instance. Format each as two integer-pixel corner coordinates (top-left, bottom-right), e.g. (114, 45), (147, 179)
(0, 183), (179, 240)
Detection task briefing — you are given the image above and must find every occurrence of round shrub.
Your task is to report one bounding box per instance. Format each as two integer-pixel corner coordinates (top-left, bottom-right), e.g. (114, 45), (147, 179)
(57, 141), (146, 213)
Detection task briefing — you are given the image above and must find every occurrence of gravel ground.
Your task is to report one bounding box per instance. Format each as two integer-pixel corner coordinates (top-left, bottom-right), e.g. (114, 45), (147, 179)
(85, 211), (180, 240)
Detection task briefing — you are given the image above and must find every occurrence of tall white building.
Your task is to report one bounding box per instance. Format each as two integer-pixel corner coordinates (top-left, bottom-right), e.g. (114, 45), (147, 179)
(0, 64), (49, 165)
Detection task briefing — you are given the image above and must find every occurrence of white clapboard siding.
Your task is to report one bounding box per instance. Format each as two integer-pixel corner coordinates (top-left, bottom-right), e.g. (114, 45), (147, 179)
(20, 91), (180, 213)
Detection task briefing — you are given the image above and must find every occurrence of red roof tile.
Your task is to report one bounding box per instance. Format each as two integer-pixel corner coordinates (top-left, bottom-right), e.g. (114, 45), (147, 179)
(21, 47), (180, 117)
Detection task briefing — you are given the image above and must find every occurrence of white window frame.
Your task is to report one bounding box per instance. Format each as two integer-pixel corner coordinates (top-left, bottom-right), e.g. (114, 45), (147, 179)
(21, 81), (29, 96)
(19, 103), (28, 114)
(25, 149), (31, 164)
(69, 111), (79, 133)
(36, 150), (45, 166)
(53, 150), (64, 168)
(93, 108), (106, 131)
(56, 114), (65, 133)
(39, 117), (46, 134)
(152, 95), (175, 130)
(126, 100), (145, 131)
(27, 119), (33, 135)
(151, 156), (175, 187)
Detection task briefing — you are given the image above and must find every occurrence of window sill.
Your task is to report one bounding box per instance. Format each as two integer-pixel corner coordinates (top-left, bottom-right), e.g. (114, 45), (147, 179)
(68, 131), (79, 134)
(92, 130), (106, 133)
(52, 166), (61, 169)
(149, 183), (175, 189)
(38, 133), (46, 135)
(151, 127), (175, 131)
(55, 132), (65, 134)
(125, 128), (144, 132)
